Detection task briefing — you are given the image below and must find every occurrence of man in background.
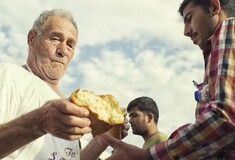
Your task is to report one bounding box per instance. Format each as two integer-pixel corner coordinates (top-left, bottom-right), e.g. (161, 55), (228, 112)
(127, 96), (167, 149)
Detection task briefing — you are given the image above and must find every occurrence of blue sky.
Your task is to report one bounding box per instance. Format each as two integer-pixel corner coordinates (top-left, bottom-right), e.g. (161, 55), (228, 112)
(0, 0), (204, 158)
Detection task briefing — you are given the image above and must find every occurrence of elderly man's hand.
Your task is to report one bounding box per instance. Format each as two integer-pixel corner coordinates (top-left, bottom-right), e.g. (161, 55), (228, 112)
(36, 99), (91, 140)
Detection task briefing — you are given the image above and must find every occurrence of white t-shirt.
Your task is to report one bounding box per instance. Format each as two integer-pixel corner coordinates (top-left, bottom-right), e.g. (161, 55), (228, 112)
(0, 63), (80, 160)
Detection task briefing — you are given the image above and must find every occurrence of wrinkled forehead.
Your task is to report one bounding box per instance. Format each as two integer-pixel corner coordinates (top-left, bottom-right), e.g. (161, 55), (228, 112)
(43, 16), (78, 42)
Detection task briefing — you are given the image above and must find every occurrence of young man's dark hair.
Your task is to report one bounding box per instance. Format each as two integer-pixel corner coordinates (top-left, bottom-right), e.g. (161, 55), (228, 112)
(127, 96), (159, 124)
(178, 0), (235, 17)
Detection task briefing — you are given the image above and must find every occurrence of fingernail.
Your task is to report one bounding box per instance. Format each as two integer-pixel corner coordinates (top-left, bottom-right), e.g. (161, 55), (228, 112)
(84, 110), (89, 116)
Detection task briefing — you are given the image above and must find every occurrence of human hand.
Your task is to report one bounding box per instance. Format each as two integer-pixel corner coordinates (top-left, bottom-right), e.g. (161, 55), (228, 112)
(101, 134), (148, 160)
(121, 117), (129, 139)
(107, 117), (129, 139)
(36, 99), (91, 140)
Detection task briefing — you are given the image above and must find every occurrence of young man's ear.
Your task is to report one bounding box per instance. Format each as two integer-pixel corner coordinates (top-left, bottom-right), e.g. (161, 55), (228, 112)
(146, 113), (154, 123)
(27, 29), (37, 45)
(211, 0), (221, 15)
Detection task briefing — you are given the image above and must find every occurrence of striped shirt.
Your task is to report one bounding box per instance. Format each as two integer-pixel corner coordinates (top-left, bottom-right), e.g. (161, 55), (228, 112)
(148, 18), (235, 160)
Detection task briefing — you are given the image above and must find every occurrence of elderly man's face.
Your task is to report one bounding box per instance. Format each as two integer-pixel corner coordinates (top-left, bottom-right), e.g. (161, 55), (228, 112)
(28, 16), (77, 82)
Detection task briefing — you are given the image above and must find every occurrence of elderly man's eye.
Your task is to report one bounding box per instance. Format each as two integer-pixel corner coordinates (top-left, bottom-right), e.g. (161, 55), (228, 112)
(52, 37), (60, 41)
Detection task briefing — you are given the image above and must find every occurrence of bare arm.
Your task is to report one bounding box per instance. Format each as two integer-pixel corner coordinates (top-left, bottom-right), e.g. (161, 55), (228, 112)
(80, 117), (130, 160)
(80, 135), (108, 160)
(0, 109), (45, 158)
(0, 99), (91, 158)
(102, 134), (149, 160)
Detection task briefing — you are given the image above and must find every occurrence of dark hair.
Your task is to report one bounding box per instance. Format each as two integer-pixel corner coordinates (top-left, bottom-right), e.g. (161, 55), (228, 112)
(127, 96), (159, 124)
(178, 0), (235, 17)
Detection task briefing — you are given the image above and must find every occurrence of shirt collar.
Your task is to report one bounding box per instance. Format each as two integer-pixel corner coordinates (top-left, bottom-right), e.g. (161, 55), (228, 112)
(202, 20), (224, 68)
(202, 36), (212, 68)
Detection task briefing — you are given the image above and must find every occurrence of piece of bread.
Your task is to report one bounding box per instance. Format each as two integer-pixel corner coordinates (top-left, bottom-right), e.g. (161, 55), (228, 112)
(107, 108), (127, 139)
(70, 89), (125, 138)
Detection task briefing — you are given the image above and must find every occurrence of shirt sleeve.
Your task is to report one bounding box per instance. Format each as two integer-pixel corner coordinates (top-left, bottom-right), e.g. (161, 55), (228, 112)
(148, 18), (235, 160)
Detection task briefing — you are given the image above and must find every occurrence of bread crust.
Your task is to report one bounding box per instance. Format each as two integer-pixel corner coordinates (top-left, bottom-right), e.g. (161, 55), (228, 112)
(70, 89), (125, 137)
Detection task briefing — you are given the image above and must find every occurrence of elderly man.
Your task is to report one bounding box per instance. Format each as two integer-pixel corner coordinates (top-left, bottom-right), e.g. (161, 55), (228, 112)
(0, 9), (128, 160)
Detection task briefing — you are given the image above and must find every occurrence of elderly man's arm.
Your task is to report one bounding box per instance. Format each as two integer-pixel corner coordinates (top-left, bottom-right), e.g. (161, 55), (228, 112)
(0, 99), (91, 158)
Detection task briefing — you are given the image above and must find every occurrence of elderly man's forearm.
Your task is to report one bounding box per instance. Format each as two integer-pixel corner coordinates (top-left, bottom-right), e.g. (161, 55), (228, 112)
(0, 109), (46, 158)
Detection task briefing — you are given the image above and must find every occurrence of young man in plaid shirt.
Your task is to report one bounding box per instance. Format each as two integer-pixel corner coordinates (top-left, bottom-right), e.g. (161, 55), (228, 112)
(102, 0), (235, 159)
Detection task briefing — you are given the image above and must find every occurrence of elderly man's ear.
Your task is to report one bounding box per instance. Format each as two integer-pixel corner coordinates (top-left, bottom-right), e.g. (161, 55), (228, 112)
(28, 29), (37, 45)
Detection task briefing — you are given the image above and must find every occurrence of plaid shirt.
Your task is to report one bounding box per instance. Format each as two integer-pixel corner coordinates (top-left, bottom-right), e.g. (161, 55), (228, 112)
(148, 18), (235, 160)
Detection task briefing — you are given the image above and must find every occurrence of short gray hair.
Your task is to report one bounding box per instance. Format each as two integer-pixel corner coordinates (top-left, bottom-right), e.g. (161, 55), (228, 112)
(32, 9), (78, 35)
